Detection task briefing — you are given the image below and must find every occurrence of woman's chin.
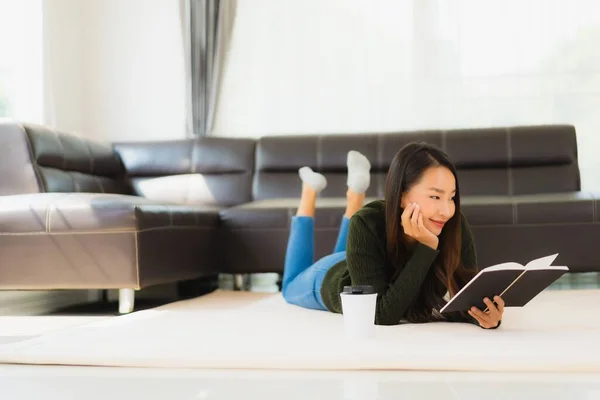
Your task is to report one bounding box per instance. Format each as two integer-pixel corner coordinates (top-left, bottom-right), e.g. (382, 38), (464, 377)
(428, 224), (443, 236)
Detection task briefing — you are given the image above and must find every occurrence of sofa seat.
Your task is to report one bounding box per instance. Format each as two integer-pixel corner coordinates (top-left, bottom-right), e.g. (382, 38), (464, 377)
(462, 191), (599, 226)
(220, 192), (600, 274)
(463, 191), (600, 273)
(219, 198), (369, 274)
(0, 193), (221, 289)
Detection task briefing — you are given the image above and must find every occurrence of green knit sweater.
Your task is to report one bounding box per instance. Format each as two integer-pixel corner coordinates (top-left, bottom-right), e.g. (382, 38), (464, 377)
(321, 199), (485, 327)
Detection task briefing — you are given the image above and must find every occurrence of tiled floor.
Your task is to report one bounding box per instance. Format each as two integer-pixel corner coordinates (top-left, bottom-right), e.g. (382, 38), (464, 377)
(0, 365), (599, 399)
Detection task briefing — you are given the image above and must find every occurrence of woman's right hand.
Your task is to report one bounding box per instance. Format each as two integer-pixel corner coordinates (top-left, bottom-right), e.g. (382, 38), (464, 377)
(401, 203), (439, 250)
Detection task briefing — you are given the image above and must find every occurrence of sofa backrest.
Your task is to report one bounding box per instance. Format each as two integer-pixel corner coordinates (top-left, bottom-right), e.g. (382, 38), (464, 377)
(252, 125), (579, 200)
(0, 122), (130, 196)
(114, 137), (255, 207)
(0, 122), (579, 204)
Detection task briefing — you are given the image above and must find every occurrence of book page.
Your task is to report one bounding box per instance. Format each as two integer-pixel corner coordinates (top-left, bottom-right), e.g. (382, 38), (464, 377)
(484, 262), (525, 272)
(525, 253), (559, 270)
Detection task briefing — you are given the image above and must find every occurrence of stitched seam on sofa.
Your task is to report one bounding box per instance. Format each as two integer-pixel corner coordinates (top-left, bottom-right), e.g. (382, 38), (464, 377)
(221, 227), (344, 231)
(469, 221), (600, 227)
(0, 226), (214, 236)
(45, 202), (50, 233)
(18, 123), (46, 192)
(593, 195), (597, 223)
(0, 284), (139, 290)
(70, 171), (80, 192)
(82, 136), (94, 174)
(54, 128), (67, 170)
(134, 230), (140, 286)
(46, 193), (76, 233)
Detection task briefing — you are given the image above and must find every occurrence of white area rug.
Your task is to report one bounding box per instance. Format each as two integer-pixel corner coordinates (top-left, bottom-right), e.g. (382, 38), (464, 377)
(0, 289), (598, 372)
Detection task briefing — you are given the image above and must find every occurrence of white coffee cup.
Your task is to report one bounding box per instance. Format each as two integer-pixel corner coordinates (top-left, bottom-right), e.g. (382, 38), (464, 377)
(340, 285), (377, 339)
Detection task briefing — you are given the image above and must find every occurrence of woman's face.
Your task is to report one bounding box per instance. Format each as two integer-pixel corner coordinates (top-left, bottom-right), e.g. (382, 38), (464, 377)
(401, 166), (456, 236)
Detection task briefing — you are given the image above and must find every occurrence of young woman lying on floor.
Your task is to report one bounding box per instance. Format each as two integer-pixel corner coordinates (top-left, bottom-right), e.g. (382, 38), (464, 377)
(281, 143), (503, 329)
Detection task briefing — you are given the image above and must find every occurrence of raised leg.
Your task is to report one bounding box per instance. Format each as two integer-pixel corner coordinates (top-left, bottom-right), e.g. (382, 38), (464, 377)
(282, 216), (315, 292)
(334, 189), (366, 252)
(282, 168), (328, 293)
(118, 288), (135, 314)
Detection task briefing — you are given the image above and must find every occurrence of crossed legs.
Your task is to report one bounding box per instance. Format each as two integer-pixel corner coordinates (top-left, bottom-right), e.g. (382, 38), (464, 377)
(281, 151), (371, 310)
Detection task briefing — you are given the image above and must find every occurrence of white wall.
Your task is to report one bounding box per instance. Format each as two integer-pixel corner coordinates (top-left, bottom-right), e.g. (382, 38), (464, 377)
(0, 0), (44, 123)
(43, 0), (84, 134)
(213, 0), (600, 191)
(44, 0), (186, 142)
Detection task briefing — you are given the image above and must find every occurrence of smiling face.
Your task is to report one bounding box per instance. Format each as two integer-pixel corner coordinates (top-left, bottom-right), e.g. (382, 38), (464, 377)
(401, 166), (456, 236)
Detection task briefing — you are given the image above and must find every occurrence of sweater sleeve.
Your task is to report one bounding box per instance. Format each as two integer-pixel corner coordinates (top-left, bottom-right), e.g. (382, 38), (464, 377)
(346, 214), (439, 326)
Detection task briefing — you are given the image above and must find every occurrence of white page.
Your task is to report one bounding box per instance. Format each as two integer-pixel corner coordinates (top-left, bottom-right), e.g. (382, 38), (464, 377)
(525, 253), (559, 270)
(484, 262), (525, 272)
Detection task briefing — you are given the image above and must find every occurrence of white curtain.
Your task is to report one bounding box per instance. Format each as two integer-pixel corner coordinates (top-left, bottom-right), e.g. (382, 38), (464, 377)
(181, 0), (237, 137)
(212, 0), (600, 190)
(0, 0), (44, 124)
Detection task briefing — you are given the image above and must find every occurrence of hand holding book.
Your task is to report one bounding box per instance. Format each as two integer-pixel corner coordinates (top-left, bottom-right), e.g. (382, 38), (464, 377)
(441, 253), (567, 314)
(468, 295), (504, 329)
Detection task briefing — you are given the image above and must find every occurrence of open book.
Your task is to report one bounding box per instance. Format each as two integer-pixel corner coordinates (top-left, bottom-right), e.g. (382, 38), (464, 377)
(440, 254), (568, 313)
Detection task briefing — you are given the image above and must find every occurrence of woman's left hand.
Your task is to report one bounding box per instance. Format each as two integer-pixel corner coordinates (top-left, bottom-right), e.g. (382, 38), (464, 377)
(468, 296), (504, 329)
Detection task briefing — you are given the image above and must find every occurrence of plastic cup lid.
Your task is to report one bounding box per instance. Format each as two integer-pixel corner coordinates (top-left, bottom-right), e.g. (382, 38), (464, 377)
(342, 285), (375, 295)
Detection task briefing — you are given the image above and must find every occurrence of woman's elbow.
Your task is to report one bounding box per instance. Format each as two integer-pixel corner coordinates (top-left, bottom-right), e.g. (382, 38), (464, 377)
(375, 312), (400, 326)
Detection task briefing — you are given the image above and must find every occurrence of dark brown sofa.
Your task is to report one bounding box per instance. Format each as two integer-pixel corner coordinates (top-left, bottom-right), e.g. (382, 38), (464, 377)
(0, 122), (597, 312)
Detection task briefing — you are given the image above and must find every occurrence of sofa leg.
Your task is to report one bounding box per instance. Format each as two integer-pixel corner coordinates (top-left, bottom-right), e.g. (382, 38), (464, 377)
(233, 274), (248, 291)
(118, 288), (135, 314)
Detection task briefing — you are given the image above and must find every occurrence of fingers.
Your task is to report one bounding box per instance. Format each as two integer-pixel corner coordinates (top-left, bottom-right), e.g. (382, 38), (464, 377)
(483, 297), (501, 320)
(417, 212), (425, 231)
(468, 309), (488, 327)
(494, 295), (505, 314)
(401, 203), (415, 229)
(469, 306), (491, 325)
(410, 203), (419, 227)
(470, 296), (503, 329)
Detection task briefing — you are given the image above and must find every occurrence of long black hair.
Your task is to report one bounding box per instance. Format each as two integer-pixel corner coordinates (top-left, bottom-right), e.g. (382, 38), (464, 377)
(384, 142), (472, 322)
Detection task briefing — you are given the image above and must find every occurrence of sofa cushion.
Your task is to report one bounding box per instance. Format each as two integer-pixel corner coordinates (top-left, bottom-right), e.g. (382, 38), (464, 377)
(462, 192), (598, 226)
(21, 124), (131, 195)
(0, 193), (220, 233)
(114, 137), (256, 207)
(219, 198), (384, 230)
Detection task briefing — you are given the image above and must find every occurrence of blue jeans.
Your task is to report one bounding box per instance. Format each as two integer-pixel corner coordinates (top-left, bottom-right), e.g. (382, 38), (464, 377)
(281, 216), (350, 311)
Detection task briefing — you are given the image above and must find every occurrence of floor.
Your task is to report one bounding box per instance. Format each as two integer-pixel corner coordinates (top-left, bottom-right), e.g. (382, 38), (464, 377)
(0, 366), (599, 400)
(0, 272), (599, 399)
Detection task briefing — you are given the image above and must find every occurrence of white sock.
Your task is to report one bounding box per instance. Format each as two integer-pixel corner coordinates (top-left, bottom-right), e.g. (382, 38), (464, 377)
(299, 166), (327, 193)
(347, 150), (371, 193)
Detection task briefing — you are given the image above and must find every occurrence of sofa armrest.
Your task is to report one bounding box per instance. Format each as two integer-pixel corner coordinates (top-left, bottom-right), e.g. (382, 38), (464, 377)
(0, 122), (43, 195)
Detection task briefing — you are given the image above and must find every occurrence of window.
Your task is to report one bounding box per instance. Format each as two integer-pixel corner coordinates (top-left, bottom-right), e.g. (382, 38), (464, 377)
(0, 0), (43, 122)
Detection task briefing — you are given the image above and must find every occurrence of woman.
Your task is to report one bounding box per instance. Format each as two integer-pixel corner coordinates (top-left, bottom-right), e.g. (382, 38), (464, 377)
(281, 143), (503, 329)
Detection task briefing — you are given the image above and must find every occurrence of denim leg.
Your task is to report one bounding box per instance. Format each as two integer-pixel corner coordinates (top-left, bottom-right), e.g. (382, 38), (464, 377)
(282, 216), (314, 293)
(282, 251), (346, 310)
(333, 216), (351, 253)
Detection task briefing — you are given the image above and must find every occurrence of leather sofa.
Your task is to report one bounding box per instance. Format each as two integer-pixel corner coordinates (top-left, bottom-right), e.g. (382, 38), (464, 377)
(0, 122), (597, 312)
